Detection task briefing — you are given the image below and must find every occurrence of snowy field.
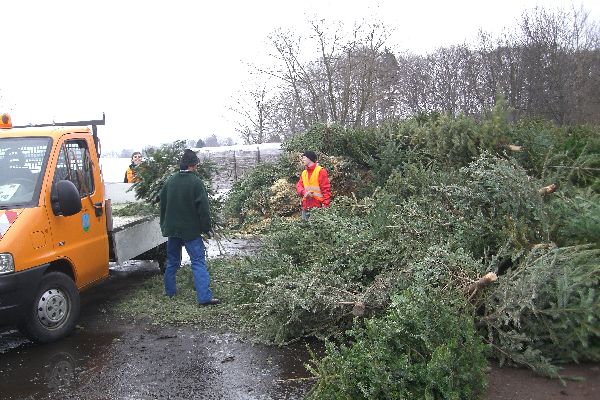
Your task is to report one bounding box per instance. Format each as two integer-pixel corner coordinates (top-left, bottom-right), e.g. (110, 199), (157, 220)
(193, 142), (281, 155)
(99, 143), (282, 183)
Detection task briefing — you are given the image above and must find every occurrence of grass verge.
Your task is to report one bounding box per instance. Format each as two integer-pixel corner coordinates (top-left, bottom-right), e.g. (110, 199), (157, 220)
(114, 258), (249, 334)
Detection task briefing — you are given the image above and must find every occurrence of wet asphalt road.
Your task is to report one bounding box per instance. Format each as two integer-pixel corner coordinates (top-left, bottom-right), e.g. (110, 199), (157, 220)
(0, 261), (315, 400)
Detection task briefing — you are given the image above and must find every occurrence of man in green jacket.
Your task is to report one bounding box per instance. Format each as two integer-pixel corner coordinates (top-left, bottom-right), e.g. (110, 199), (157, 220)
(159, 149), (219, 306)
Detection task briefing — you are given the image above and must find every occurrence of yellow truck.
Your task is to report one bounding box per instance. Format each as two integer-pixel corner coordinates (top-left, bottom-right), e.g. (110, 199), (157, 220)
(0, 113), (165, 343)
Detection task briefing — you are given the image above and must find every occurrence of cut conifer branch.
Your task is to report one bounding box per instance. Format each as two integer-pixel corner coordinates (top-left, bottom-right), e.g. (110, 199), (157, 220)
(539, 183), (558, 195)
(467, 272), (498, 300)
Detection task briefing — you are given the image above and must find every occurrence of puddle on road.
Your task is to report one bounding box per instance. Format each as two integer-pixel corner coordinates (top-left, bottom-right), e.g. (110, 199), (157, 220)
(0, 328), (120, 400)
(0, 236), (319, 400)
(0, 267), (149, 400)
(0, 318), (318, 400)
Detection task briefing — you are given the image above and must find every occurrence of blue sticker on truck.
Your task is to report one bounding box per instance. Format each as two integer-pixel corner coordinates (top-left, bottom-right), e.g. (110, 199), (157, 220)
(82, 212), (90, 232)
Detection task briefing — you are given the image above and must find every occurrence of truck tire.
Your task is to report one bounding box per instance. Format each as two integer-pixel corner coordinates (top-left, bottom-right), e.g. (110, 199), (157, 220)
(156, 242), (167, 274)
(135, 242), (167, 274)
(19, 272), (81, 344)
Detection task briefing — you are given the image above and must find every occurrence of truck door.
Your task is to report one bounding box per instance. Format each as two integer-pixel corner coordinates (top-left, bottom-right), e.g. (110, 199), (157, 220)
(47, 139), (109, 288)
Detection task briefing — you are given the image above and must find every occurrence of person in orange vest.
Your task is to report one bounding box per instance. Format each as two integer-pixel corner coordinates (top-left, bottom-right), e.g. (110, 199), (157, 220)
(296, 150), (331, 220)
(123, 151), (142, 183)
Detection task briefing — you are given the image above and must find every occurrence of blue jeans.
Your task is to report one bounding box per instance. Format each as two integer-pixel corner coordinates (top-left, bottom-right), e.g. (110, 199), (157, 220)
(164, 236), (213, 303)
(301, 209), (310, 220)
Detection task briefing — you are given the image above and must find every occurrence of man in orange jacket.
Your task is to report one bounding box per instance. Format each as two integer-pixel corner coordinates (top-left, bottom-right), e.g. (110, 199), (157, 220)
(296, 151), (331, 220)
(124, 151), (142, 183)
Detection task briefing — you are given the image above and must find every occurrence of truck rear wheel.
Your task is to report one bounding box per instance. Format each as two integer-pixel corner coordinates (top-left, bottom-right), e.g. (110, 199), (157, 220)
(19, 272), (80, 344)
(156, 242), (167, 274)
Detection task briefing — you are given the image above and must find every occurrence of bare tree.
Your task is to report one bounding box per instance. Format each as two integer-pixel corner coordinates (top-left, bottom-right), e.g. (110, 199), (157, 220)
(399, 5), (600, 125)
(488, 5), (600, 124)
(204, 134), (219, 147)
(230, 84), (275, 144)
(220, 137), (235, 146)
(266, 21), (399, 134)
(244, 7), (599, 139)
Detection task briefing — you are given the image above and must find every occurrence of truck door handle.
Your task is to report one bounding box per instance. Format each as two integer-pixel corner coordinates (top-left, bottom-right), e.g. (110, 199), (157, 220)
(93, 202), (103, 217)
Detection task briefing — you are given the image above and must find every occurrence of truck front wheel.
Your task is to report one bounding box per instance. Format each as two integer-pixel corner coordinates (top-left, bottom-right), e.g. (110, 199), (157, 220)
(19, 272), (81, 344)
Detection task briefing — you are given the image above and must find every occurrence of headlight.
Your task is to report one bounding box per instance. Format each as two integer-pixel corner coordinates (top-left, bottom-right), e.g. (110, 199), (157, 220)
(0, 253), (14, 274)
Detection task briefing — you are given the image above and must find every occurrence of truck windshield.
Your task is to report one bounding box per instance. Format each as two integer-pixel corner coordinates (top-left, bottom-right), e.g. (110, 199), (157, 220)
(0, 137), (51, 209)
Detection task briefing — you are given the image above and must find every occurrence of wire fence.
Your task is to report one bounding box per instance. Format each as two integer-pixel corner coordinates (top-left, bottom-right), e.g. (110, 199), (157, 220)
(198, 146), (283, 194)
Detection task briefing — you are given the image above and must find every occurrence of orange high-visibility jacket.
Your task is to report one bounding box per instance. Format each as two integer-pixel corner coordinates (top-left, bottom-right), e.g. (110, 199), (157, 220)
(296, 164), (331, 210)
(124, 165), (140, 183)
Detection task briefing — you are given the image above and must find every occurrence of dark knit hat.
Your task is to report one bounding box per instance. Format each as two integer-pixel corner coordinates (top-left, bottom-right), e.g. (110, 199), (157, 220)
(302, 151), (317, 163)
(180, 149), (199, 169)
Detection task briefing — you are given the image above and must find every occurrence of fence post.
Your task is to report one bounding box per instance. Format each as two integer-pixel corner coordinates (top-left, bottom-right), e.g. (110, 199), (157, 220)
(232, 150), (238, 182)
(256, 146), (261, 164)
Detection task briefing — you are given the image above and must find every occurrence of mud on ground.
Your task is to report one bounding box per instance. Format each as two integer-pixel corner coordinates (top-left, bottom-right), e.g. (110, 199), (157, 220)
(1, 261), (598, 400)
(0, 263), (315, 400)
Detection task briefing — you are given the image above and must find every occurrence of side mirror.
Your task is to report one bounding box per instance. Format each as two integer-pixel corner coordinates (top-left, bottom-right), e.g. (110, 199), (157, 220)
(52, 180), (82, 216)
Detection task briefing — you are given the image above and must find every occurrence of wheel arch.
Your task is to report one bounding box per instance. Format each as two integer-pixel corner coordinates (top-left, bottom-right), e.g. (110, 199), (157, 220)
(45, 258), (76, 282)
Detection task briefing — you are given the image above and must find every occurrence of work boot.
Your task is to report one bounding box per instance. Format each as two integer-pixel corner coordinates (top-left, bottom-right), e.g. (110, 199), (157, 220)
(198, 298), (220, 306)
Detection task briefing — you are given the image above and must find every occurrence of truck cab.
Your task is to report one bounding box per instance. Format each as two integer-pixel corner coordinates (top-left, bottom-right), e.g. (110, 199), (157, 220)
(0, 114), (111, 343)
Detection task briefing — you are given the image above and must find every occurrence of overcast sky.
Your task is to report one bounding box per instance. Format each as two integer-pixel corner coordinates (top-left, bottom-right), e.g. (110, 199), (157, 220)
(1, 0), (597, 153)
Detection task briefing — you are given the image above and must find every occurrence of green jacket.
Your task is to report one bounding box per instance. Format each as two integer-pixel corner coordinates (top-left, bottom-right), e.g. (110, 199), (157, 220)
(159, 171), (211, 241)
